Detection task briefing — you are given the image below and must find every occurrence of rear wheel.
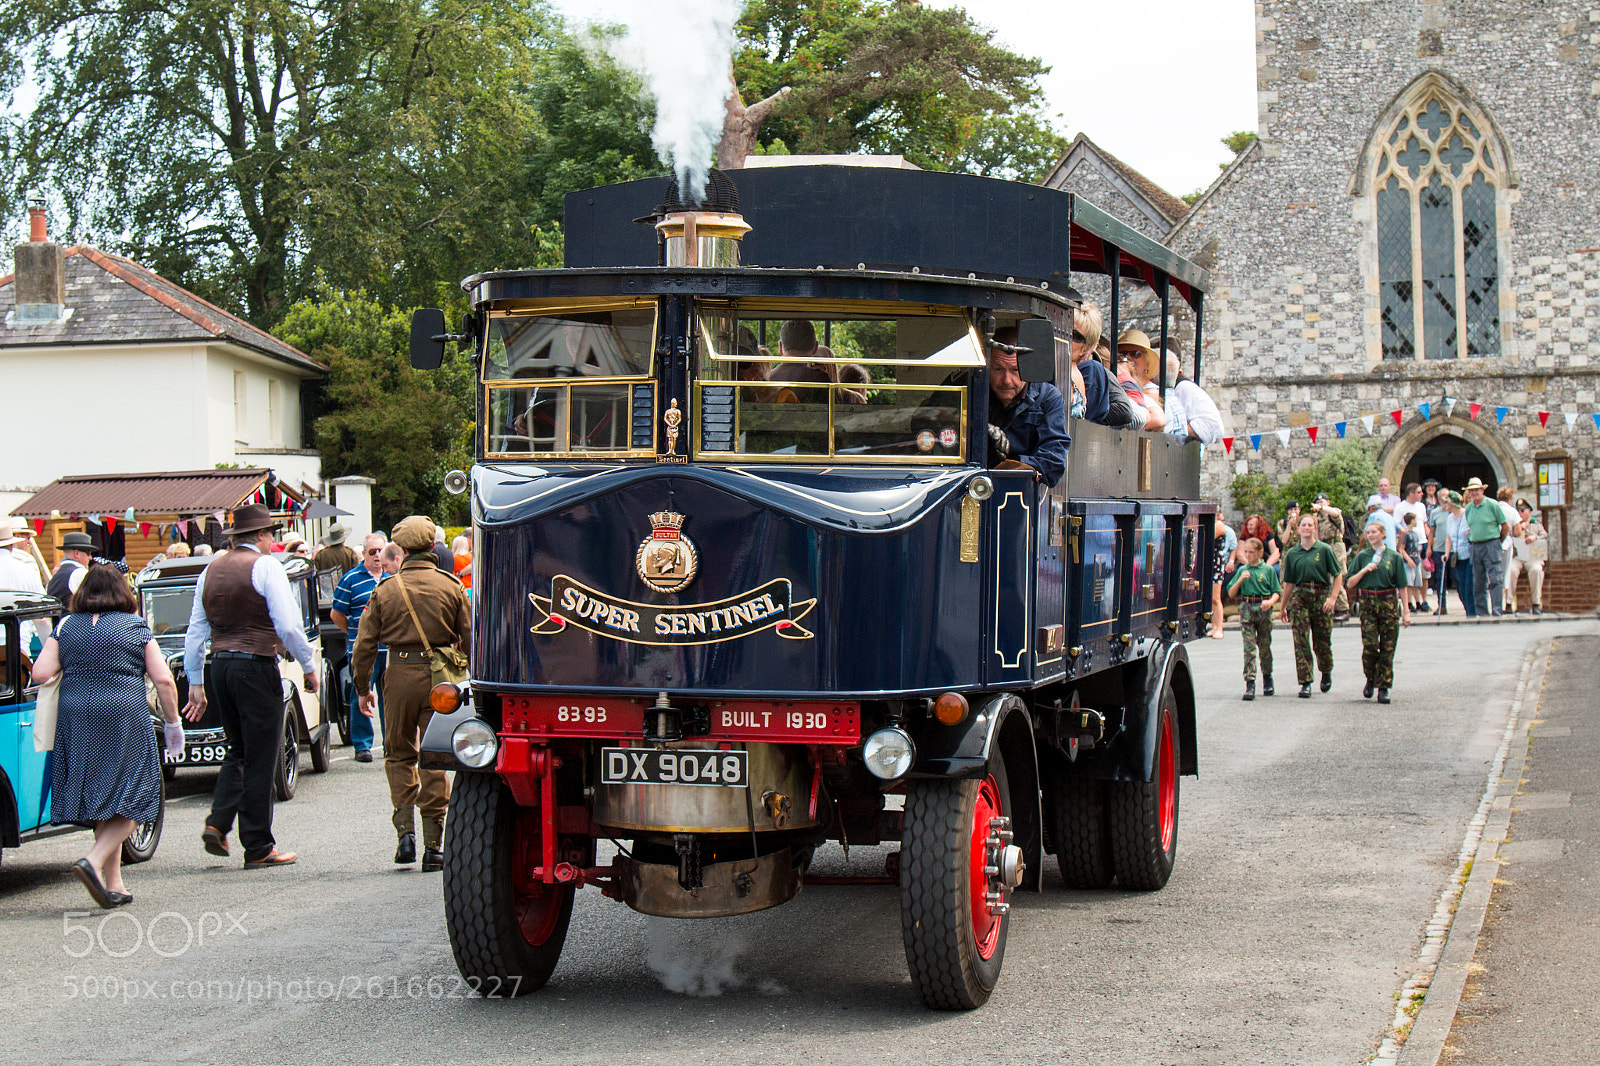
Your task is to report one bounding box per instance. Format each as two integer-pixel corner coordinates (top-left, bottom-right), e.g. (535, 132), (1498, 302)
(309, 722), (331, 773)
(122, 777), (164, 864)
(323, 661), (349, 745)
(900, 751), (1018, 1010)
(443, 771), (574, 996)
(274, 696), (299, 801)
(1051, 775), (1114, 888)
(1108, 686), (1180, 890)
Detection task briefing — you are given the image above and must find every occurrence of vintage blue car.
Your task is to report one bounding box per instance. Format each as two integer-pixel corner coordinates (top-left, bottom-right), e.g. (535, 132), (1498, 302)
(0, 591), (163, 866)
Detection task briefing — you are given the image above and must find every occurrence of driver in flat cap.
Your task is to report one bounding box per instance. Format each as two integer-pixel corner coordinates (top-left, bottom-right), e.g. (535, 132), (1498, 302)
(350, 516), (469, 871)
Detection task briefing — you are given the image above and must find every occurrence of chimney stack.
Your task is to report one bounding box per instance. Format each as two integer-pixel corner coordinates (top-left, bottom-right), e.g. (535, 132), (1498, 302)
(13, 200), (66, 323)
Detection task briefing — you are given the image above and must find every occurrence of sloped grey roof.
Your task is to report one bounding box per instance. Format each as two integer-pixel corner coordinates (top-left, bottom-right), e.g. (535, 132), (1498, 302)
(1040, 133), (1191, 233)
(0, 246), (323, 375)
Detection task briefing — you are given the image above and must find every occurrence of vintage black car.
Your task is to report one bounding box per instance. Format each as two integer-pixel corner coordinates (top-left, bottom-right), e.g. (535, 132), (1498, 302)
(0, 592), (163, 866)
(313, 565), (353, 746)
(136, 554), (332, 798)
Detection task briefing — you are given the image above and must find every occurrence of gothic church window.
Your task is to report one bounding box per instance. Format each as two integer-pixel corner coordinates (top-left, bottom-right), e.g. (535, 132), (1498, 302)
(1374, 96), (1502, 360)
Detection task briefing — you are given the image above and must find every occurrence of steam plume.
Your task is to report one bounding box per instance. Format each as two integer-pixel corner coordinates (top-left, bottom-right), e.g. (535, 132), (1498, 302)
(644, 916), (787, 996)
(589, 0), (742, 202)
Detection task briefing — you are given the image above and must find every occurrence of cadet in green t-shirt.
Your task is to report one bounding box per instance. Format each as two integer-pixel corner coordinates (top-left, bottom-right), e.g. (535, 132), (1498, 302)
(1227, 537), (1281, 701)
(1346, 520), (1412, 703)
(1279, 513), (1346, 698)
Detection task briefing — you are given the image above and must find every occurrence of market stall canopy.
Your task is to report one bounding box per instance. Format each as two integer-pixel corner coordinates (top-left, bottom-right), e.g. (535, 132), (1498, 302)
(9, 468), (304, 518)
(301, 500), (351, 520)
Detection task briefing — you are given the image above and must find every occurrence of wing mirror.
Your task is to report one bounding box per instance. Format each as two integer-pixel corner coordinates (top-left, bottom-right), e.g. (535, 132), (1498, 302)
(1015, 318), (1057, 383)
(409, 308), (448, 370)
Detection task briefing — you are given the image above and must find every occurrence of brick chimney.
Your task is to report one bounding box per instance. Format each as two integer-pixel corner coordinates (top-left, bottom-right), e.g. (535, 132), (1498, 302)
(13, 201), (66, 323)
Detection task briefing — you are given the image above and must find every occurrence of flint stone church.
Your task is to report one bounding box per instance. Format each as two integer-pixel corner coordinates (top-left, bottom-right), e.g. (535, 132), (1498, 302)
(1043, 0), (1600, 605)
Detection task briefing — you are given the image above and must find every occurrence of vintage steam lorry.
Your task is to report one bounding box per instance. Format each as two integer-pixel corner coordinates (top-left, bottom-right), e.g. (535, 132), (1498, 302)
(410, 163), (1216, 1009)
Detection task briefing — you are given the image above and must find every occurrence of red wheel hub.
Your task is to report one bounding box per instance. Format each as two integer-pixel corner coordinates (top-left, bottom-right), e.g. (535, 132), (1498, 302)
(968, 775), (1008, 960)
(1157, 708), (1177, 853)
(511, 809), (564, 946)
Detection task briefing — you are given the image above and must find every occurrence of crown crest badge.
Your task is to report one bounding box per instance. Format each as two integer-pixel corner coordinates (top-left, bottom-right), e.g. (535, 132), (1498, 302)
(637, 511), (697, 593)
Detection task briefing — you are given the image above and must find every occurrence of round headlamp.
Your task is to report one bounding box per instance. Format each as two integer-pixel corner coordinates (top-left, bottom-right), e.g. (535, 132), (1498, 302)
(968, 476), (994, 501)
(451, 719), (499, 769)
(862, 727), (916, 780)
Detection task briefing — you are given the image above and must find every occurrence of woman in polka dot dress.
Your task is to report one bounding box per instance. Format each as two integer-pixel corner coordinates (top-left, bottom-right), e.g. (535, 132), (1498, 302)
(32, 565), (182, 907)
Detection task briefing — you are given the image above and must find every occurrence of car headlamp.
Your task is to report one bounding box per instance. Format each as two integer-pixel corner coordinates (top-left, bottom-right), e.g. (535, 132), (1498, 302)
(862, 727), (916, 780)
(451, 719), (499, 769)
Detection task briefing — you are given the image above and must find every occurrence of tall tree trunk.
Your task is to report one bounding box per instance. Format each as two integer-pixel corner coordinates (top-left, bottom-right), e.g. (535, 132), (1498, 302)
(717, 73), (790, 170)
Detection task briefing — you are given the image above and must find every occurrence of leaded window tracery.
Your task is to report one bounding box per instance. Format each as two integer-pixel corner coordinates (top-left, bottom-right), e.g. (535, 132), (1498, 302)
(1373, 96), (1502, 360)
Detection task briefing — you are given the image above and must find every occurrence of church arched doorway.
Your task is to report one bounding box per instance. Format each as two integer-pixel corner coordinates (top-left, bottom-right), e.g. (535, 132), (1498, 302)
(1403, 434), (1498, 495)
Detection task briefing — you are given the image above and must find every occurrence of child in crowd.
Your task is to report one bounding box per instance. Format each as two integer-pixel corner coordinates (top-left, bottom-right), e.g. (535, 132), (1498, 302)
(1227, 537), (1281, 700)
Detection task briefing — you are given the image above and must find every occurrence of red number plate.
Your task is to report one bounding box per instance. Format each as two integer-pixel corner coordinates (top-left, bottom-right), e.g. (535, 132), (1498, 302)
(501, 696), (860, 745)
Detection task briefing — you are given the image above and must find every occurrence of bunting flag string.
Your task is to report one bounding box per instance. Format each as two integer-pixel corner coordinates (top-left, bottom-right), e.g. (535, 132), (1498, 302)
(138, 522), (151, 537)
(31, 518), (44, 536)
(1220, 392), (1600, 455)
(104, 516), (118, 534)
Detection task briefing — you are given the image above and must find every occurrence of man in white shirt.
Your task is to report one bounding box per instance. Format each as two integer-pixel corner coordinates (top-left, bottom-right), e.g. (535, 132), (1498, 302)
(1393, 482), (1428, 535)
(1161, 351), (1225, 446)
(184, 504), (317, 868)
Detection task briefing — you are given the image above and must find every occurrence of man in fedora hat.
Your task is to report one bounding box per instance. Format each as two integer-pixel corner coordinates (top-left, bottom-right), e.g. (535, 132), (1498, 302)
(1461, 477), (1510, 616)
(0, 519), (46, 594)
(182, 503), (317, 867)
(46, 531), (96, 603)
(985, 325), (1070, 487)
(314, 523), (359, 575)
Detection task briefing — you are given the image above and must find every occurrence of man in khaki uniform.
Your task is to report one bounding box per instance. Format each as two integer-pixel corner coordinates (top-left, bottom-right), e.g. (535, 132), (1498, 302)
(351, 516), (469, 871)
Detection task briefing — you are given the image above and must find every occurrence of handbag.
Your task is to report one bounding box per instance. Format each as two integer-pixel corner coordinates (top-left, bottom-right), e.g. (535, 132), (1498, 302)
(1422, 554), (1435, 574)
(33, 673), (61, 752)
(394, 575), (470, 688)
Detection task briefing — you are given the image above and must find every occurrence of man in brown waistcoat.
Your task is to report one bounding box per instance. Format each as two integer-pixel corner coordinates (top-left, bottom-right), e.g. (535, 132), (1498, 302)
(351, 515), (469, 871)
(183, 503), (318, 867)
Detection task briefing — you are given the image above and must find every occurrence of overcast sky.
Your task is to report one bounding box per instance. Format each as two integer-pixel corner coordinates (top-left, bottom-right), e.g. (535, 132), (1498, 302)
(552, 0), (1259, 197)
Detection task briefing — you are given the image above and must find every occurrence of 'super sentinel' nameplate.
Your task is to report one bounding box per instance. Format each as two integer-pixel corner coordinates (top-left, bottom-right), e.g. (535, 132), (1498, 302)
(529, 576), (816, 645)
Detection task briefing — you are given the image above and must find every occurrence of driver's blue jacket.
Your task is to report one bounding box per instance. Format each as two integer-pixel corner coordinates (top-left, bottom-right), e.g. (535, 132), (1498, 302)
(989, 381), (1071, 487)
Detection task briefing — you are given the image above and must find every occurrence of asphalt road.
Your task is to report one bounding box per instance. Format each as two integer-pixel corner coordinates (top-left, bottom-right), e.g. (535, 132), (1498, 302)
(3, 618), (1595, 1066)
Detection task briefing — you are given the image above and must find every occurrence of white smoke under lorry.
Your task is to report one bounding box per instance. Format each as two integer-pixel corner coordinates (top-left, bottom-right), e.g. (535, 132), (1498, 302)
(586, 0), (741, 202)
(644, 916), (786, 997)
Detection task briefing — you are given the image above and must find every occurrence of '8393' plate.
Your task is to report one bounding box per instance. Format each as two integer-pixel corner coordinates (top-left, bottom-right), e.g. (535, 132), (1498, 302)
(600, 747), (748, 787)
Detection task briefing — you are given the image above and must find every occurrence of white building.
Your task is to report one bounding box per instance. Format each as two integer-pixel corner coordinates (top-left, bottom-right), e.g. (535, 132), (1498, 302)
(0, 209), (324, 515)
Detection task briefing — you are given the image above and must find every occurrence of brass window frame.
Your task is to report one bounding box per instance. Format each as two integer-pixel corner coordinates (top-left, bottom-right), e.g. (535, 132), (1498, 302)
(483, 380), (657, 461)
(481, 297), (659, 385)
(691, 379), (968, 465)
(695, 299), (985, 368)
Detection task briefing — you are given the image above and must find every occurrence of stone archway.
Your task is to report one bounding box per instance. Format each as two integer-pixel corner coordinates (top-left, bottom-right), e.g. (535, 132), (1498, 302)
(1378, 414), (1520, 496)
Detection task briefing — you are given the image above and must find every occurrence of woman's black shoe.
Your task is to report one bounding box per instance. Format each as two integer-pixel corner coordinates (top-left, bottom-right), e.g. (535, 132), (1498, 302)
(1298, 683), (1312, 698)
(72, 858), (113, 909)
(1363, 682), (1375, 699)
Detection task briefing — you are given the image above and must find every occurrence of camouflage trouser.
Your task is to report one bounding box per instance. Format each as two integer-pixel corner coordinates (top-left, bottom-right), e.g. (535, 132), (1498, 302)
(1329, 540), (1350, 614)
(1358, 593), (1401, 689)
(1288, 587), (1334, 685)
(1239, 600), (1274, 681)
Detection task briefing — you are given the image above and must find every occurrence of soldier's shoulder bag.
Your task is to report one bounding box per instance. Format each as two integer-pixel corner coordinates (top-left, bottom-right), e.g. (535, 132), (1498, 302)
(393, 574), (470, 687)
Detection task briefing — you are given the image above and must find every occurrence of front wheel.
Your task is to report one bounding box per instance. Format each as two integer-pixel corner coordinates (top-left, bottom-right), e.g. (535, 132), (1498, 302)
(443, 771), (574, 996)
(900, 751), (1019, 1010)
(122, 777), (165, 864)
(1107, 686), (1180, 890)
(274, 697), (299, 801)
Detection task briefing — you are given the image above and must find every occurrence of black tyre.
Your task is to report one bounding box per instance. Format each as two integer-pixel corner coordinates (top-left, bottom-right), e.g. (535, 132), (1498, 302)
(122, 777), (164, 864)
(443, 771), (574, 997)
(309, 721), (331, 773)
(274, 696), (299, 801)
(1051, 775), (1114, 889)
(324, 660), (350, 746)
(1108, 686), (1180, 891)
(162, 760), (178, 783)
(900, 750), (1016, 1010)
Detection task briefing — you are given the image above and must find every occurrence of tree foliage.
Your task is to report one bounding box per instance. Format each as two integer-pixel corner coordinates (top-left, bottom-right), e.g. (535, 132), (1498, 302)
(0, 0), (552, 322)
(734, 0), (1066, 180)
(277, 286), (473, 529)
(1229, 439), (1381, 527)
